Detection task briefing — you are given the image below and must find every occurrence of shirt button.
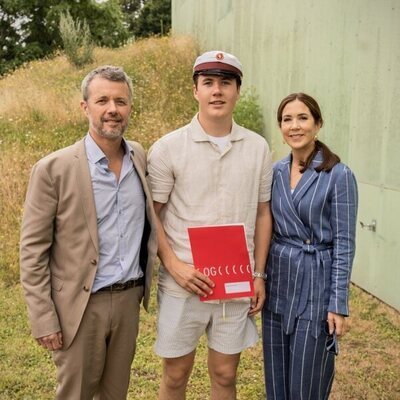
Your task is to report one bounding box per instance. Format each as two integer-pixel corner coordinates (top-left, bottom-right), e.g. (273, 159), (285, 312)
(90, 259), (97, 265)
(305, 239), (311, 244)
(83, 286), (90, 292)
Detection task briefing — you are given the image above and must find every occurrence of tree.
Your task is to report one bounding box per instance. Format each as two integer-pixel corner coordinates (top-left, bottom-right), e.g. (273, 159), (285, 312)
(119, 0), (142, 33)
(0, 0), (173, 76)
(0, 0), (129, 76)
(0, 0), (53, 75)
(0, 6), (21, 73)
(133, 0), (171, 38)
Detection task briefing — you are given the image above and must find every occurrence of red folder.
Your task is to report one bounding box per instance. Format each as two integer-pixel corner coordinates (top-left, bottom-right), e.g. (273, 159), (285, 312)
(188, 224), (254, 301)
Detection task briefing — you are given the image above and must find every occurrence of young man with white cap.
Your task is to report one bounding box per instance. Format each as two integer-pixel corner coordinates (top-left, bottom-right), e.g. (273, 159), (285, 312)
(148, 50), (273, 399)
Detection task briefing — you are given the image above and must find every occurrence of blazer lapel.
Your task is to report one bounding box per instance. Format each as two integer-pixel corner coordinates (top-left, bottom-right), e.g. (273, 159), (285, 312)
(129, 144), (149, 197)
(292, 151), (323, 207)
(275, 155), (292, 198)
(73, 139), (99, 252)
(131, 155), (147, 192)
(274, 156), (306, 229)
(292, 168), (319, 204)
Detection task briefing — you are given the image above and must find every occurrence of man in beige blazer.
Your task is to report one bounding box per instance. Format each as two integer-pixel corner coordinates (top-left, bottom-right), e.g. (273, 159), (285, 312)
(20, 65), (157, 399)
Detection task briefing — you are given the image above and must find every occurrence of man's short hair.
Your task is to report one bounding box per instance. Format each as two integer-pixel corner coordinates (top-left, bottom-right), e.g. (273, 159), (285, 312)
(193, 73), (241, 89)
(81, 65), (133, 101)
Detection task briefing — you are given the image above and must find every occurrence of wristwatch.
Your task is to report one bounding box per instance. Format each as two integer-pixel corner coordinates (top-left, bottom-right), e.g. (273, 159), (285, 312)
(252, 271), (268, 280)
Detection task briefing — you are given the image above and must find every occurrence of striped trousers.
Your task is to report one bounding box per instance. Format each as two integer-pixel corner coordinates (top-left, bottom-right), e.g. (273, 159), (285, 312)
(262, 309), (335, 400)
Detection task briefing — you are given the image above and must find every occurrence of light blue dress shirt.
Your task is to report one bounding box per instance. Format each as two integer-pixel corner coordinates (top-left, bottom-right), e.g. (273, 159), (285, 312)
(85, 134), (145, 292)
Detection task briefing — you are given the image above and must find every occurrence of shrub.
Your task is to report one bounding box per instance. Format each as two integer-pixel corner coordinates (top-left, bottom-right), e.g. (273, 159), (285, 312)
(59, 11), (94, 67)
(233, 88), (265, 135)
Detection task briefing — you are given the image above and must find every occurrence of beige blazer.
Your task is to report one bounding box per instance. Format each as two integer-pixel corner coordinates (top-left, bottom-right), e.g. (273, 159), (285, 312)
(20, 138), (157, 349)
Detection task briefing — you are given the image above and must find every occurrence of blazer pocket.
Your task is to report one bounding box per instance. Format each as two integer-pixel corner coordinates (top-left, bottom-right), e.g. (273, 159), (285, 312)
(266, 251), (290, 300)
(51, 275), (63, 291)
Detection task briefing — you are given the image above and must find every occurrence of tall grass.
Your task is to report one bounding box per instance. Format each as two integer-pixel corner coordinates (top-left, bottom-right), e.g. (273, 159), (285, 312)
(0, 34), (265, 284)
(0, 35), (198, 284)
(0, 35), (198, 148)
(0, 36), (399, 399)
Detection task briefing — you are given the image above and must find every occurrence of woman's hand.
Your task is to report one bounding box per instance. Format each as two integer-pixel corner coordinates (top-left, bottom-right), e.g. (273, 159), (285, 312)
(248, 277), (266, 316)
(327, 311), (347, 337)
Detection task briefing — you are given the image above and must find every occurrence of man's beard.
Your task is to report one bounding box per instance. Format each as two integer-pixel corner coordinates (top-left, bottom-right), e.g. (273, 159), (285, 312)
(92, 118), (128, 139)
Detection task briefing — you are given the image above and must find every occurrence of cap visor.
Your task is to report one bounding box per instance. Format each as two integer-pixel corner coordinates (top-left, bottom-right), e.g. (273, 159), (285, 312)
(194, 69), (240, 79)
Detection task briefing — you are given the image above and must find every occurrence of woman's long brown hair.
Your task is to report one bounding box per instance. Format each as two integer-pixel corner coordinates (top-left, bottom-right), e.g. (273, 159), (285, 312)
(277, 93), (340, 172)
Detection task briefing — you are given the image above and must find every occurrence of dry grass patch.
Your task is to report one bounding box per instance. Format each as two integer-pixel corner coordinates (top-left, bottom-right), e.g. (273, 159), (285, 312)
(0, 35), (399, 399)
(330, 286), (400, 399)
(0, 282), (399, 399)
(0, 145), (33, 284)
(0, 35), (198, 287)
(0, 56), (83, 126)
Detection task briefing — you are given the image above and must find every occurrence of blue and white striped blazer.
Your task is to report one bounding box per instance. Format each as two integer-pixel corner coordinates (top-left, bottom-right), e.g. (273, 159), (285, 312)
(265, 151), (358, 338)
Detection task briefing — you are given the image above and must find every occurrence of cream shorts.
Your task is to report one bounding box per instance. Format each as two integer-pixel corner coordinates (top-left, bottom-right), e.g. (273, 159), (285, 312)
(154, 290), (259, 358)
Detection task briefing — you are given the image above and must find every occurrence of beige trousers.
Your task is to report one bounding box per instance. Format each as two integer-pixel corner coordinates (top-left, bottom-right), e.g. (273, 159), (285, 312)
(52, 286), (143, 400)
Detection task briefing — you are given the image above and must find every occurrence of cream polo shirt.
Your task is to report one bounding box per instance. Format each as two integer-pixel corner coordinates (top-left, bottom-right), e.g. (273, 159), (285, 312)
(148, 114), (273, 298)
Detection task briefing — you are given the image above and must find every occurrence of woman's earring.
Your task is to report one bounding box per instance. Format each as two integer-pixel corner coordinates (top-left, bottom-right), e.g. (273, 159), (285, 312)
(314, 134), (318, 141)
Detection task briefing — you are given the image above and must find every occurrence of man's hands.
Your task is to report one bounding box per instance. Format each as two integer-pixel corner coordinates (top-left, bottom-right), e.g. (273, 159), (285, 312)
(37, 331), (63, 351)
(249, 277), (266, 316)
(170, 259), (215, 297)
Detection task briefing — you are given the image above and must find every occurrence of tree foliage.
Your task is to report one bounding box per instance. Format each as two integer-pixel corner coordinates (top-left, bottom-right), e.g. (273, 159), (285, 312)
(0, 0), (129, 76)
(119, 0), (142, 33)
(0, 0), (172, 76)
(132, 0), (171, 38)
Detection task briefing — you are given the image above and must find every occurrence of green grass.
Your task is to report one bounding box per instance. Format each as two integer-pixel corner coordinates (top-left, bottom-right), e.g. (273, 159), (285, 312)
(1, 35), (399, 399)
(1, 281), (399, 399)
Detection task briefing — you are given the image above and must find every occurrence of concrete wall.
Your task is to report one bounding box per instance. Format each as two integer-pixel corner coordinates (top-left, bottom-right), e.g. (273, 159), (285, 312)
(172, 0), (400, 310)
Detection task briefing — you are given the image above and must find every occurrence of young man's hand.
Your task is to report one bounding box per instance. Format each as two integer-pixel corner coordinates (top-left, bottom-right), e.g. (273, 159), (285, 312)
(170, 259), (215, 297)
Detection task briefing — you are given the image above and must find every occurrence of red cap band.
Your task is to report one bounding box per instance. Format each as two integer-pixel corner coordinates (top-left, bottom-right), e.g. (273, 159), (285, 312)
(193, 62), (242, 76)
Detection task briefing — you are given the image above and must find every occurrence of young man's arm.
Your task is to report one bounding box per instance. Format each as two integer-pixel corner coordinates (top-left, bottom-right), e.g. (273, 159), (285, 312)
(153, 201), (214, 297)
(249, 201), (272, 316)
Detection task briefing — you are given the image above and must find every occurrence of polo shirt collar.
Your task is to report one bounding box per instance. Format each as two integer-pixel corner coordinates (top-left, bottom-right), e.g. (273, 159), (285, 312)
(189, 113), (246, 142)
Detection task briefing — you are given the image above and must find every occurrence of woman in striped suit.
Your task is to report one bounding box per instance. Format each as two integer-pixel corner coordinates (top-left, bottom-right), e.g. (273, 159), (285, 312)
(262, 93), (358, 399)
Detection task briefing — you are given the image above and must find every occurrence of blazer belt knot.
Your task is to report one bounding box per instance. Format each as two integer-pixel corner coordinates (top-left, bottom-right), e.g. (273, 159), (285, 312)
(273, 237), (332, 339)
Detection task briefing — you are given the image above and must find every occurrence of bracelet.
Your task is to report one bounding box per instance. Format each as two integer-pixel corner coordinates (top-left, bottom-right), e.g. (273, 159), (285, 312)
(252, 271), (267, 280)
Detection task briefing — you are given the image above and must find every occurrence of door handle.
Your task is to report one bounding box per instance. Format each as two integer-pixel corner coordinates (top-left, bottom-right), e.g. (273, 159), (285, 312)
(359, 219), (376, 232)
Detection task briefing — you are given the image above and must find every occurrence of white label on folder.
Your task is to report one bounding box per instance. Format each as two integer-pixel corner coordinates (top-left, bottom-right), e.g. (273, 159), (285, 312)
(225, 281), (251, 294)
